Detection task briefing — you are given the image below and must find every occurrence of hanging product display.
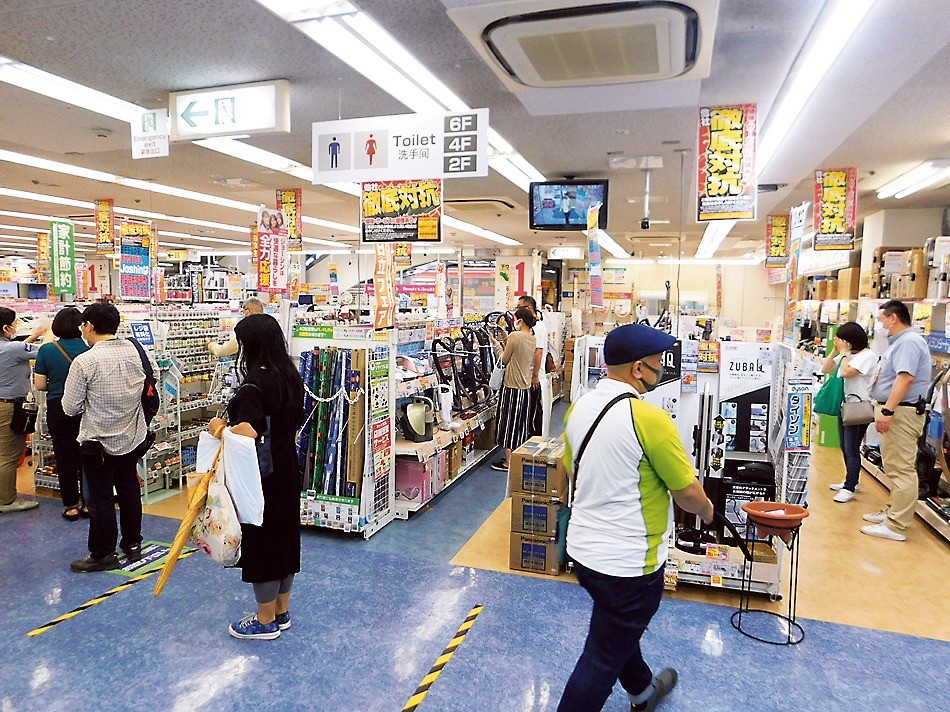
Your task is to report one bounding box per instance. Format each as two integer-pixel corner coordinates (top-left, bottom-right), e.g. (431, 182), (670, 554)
(360, 178), (442, 243)
(119, 221), (152, 300)
(276, 188), (303, 251)
(256, 206), (289, 293)
(49, 219), (75, 295)
(95, 198), (115, 255)
(765, 214), (790, 267)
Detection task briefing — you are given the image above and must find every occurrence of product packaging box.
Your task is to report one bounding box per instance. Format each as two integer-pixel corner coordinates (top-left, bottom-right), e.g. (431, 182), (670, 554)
(474, 417), (496, 451)
(345, 349), (366, 499)
(510, 492), (565, 537)
(815, 279), (828, 301)
(836, 267), (859, 299)
(394, 457), (432, 504)
(508, 437), (569, 498)
(859, 270), (876, 298)
(509, 531), (561, 576)
(431, 451), (448, 496)
(447, 440), (462, 481)
(826, 278), (838, 299)
(880, 251), (905, 276)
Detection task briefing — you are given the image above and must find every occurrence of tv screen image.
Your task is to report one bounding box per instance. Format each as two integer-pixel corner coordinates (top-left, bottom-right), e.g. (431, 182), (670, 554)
(530, 180), (608, 231)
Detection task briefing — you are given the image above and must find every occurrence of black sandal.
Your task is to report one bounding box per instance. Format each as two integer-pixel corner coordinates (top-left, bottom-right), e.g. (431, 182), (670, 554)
(62, 507), (81, 522)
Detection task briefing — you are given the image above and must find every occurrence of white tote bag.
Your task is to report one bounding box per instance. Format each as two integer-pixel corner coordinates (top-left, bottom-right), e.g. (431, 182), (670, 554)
(221, 428), (266, 526)
(489, 362), (506, 390)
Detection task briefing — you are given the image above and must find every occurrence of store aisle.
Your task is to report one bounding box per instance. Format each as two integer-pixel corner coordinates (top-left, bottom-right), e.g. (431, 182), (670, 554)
(3, 501), (949, 712)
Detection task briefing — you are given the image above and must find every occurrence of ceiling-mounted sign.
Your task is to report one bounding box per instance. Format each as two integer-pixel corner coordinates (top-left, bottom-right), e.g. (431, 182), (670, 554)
(95, 199), (114, 255)
(131, 109), (169, 159)
(697, 103), (757, 222)
(360, 179), (442, 243)
(813, 167), (857, 251)
(276, 188), (302, 251)
(548, 246), (584, 260)
(312, 109), (489, 183)
(169, 80), (290, 141)
(50, 219), (75, 295)
(765, 214), (789, 267)
(166, 249), (189, 261)
(119, 221), (151, 301)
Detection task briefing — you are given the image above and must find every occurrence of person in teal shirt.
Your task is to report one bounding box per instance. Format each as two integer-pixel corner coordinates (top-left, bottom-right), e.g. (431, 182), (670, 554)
(33, 308), (90, 520)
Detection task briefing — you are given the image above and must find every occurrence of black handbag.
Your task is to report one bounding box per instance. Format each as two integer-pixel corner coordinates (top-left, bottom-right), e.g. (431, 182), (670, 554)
(238, 383), (274, 479)
(10, 398), (38, 435)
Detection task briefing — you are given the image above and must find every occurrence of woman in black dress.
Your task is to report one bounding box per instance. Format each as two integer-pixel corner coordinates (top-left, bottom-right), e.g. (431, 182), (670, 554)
(209, 314), (304, 640)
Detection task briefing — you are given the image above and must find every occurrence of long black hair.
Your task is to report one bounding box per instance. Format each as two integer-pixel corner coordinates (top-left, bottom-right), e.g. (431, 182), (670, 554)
(234, 314), (304, 420)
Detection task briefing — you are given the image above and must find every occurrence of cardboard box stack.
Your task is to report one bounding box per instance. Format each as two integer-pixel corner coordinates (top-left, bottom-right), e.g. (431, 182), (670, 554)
(836, 267), (860, 300)
(925, 236), (950, 299)
(873, 246), (906, 300)
(507, 437), (569, 576)
(859, 270), (876, 298)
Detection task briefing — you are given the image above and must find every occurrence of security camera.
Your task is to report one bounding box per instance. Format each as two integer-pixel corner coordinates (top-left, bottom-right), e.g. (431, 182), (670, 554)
(640, 217), (651, 230)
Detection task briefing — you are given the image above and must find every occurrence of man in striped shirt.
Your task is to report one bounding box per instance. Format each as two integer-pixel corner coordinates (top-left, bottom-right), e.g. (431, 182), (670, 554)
(558, 323), (713, 712)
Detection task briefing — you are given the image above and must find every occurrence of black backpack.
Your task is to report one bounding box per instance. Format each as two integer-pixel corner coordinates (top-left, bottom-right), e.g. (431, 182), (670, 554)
(128, 338), (160, 424)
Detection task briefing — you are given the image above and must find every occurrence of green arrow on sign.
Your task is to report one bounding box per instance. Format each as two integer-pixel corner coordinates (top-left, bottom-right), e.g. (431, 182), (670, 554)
(180, 100), (209, 128)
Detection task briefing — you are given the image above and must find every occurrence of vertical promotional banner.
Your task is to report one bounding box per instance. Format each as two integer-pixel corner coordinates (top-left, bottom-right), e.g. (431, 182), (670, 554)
(783, 202), (809, 343)
(152, 268), (166, 304)
(250, 224), (259, 266)
(276, 188), (302, 251)
(50, 219), (76, 295)
(697, 104), (757, 221)
(394, 242), (412, 267)
(36, 232), (51, 284)
(329, 263), (339, 299)
(119, 221), (151, 300)
(813, 168), (857, 250)
(361, 179), (442, 242)
(95, 199), (115, 255)
(587, 203), (604, 308)
(785, 379), (813, 452)
(257, 207), (289, 293)
(765, 214), (790, 267)
(373, 243), (396, 330)
(149, 223), (159, 263)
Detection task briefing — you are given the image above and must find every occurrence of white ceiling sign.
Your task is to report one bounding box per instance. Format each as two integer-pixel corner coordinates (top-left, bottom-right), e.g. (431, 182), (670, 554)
(548, 246), (584, 259)
(131, 109), (169, 159)
(168, 80), (290, 141)
(311, 109), (489, 183)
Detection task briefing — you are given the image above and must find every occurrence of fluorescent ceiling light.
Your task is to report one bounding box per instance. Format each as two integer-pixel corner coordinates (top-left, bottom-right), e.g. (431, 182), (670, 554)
(658, 257), (764, 266)
(255, 0), (544, 192)
(443, 215), (520, 247)
(695, 220), (738, 259)
(583, 229), (629, 259)
(604, 258), (656, 265)
(0, 56), (143, 123)
(193, 138), (315, 181)
(876, 159), (950, 199)
(757, 0), (877, 173)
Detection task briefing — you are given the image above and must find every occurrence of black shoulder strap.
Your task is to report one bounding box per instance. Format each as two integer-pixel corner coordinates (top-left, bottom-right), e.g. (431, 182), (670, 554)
(570, 392), (638, 504)
(127, 338), (154, 380)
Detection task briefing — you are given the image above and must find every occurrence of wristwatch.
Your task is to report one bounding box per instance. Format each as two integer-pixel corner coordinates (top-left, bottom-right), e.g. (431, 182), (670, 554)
(880, 408), (894, 417)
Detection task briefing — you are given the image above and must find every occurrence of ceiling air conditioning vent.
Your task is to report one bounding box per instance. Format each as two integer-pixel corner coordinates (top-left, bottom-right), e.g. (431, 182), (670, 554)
(474, 1), (700, 88)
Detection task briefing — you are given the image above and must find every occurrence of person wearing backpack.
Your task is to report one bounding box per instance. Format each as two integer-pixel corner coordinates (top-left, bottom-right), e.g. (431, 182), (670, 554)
(62, 302), (160, 572)
(33, 307), (90, 520)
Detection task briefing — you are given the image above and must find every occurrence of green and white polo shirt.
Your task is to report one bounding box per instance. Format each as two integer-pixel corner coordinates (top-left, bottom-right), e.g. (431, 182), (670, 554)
(563, 378), (696, 577)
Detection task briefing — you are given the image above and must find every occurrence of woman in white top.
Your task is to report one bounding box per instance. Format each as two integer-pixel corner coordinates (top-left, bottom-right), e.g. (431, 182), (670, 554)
(821, 322), (879, 503)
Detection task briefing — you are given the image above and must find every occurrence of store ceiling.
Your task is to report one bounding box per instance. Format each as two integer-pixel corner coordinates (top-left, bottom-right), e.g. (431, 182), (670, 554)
(0, 0), (948, 260)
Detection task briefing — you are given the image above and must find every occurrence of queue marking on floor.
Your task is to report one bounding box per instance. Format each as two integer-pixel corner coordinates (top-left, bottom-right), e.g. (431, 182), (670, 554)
(403, 604), (484, 712)
(26, 550), (196, 638)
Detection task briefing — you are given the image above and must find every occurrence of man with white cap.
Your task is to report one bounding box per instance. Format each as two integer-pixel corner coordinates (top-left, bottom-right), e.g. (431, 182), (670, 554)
(557, 323), (714, 712)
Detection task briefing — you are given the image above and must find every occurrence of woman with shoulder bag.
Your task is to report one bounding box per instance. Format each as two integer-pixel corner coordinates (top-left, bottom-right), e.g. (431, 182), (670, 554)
(0, 307), (47, 514)
(491, 306), (538, 472)
(820, 322), (878, 503)
(208, 314), (304, 641)
(33, 307), (90, 521)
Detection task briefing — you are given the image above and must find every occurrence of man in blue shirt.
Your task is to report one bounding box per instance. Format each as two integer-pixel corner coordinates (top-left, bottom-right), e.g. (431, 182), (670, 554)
(866, 300), (931, 541)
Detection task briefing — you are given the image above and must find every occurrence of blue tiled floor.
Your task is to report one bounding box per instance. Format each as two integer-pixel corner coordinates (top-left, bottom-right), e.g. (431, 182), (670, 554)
(2, 399), (949, 711)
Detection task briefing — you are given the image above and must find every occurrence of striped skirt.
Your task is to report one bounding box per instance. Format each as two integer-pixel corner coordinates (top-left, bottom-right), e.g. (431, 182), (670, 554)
(496, 385), (533, 450)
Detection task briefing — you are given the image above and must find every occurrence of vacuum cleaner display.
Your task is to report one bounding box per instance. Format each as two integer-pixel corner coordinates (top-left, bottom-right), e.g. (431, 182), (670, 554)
(399, 396), (435, 443)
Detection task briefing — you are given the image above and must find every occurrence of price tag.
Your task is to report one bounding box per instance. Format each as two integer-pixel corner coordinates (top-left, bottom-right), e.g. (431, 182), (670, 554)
(710, 575), (724, 587)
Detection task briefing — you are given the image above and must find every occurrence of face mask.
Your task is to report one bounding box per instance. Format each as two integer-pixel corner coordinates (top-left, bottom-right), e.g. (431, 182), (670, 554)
(638, 362), (664, 392)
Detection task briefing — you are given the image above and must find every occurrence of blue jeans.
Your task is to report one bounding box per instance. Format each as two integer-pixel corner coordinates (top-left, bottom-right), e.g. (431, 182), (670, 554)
(557, 563), (664, 712)
(837, 419), (866, 492)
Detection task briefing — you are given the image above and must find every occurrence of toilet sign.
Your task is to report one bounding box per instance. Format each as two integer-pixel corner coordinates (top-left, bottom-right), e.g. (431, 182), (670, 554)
(312, 109), (489, 183)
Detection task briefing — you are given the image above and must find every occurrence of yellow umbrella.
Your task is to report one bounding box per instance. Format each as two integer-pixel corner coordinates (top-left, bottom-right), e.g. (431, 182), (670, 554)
(154, 437), (224, 597)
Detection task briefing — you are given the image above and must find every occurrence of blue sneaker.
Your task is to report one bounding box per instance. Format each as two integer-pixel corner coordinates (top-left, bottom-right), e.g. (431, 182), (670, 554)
(275, 611), (291, 631)
(229, 614), (280, 640)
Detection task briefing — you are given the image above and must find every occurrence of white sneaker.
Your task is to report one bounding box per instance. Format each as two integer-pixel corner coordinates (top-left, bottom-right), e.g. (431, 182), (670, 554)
(0, 497), (39, 513)
(860, 523), (906, 541)
(862, 510), (886, 523)
(833, 489), (855, 503)
(829, 482), (861, 492)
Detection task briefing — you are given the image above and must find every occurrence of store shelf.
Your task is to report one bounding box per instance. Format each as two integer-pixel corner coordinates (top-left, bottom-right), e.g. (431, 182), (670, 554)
(861, 457), (950, 544)
(166, 329), (226, 339)
(394, 447), (496, 519)
(395, 373), (440, 399)
(723, 451), (771, 462)
(394, 403), (496, 461)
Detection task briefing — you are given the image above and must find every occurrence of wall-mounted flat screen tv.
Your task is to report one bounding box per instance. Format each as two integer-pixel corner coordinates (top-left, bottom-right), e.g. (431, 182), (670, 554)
(529, 180), (608, 231)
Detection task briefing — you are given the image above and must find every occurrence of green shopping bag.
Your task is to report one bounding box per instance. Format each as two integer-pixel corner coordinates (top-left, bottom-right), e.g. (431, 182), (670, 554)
(814, 359), (844, 417)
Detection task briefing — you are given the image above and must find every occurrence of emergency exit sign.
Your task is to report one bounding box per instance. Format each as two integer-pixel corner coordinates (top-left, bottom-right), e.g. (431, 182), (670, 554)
(168, 80), (290, 141)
